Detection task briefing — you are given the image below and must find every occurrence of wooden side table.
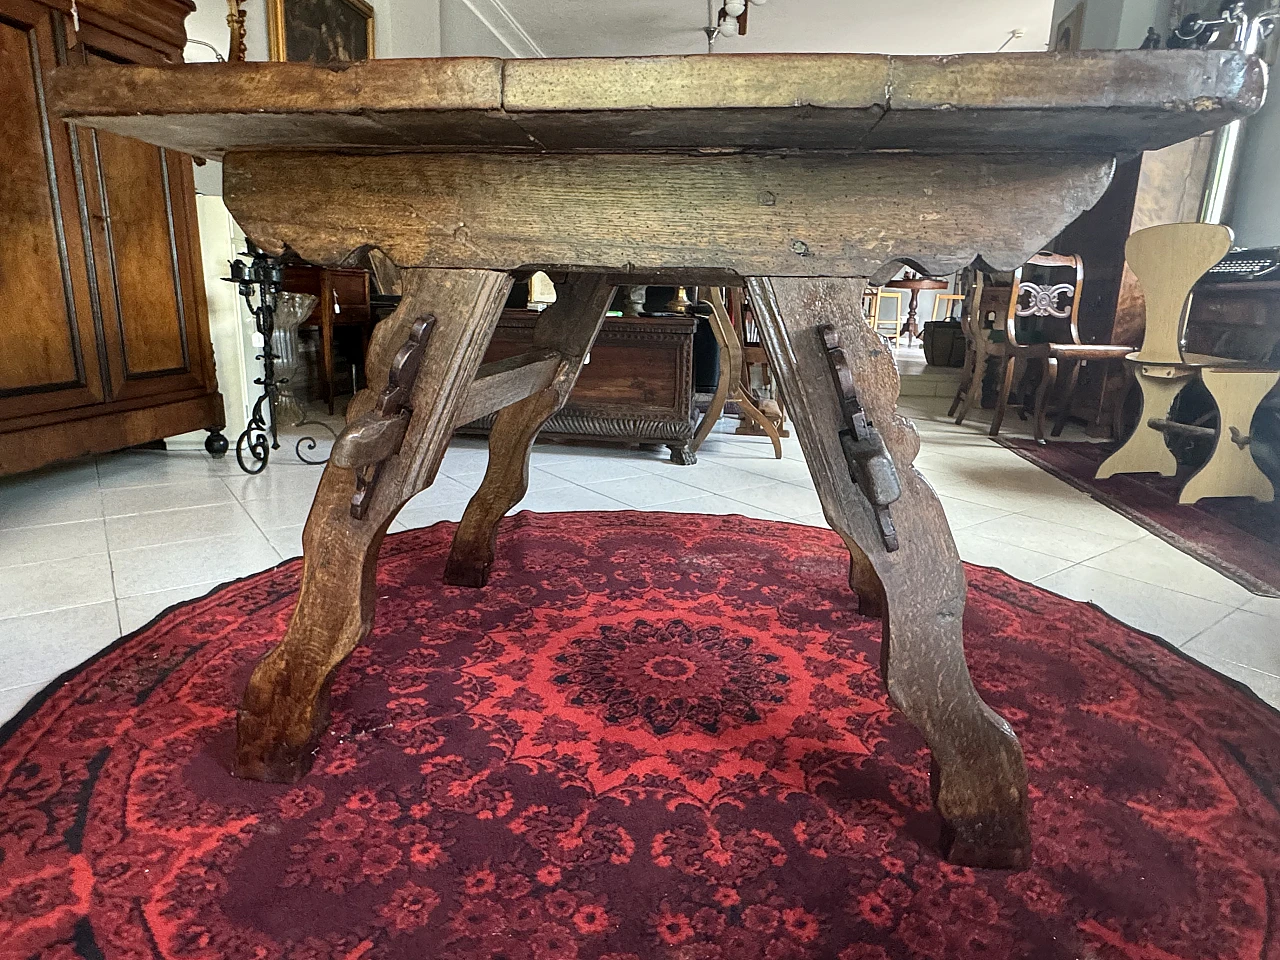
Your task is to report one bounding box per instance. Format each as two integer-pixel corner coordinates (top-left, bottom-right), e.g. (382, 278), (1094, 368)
(887, 276), (950, 342)
(281, 264), (373, 414)
(52, 50), (1264, 870)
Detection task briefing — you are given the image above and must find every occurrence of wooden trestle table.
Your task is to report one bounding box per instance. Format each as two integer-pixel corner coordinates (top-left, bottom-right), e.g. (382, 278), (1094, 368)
(51, 50), (1264, 870)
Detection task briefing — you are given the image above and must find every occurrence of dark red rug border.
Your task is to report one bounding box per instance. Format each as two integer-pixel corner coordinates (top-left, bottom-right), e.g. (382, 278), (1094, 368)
(2, 509), (1275, 758)
(992, 436), (1280, 598)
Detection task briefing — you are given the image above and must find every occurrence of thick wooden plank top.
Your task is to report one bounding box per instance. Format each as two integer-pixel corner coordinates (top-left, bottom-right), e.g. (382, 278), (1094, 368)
(50, 50), (1265, 160)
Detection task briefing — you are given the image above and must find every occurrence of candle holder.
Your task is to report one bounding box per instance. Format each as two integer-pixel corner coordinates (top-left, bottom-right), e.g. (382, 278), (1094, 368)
(225, 246), (335, 473)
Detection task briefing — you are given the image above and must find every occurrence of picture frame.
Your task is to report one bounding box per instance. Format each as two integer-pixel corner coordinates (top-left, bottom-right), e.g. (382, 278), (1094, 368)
(267, 0), (375, 63)
(1052, 1), (1086, 52)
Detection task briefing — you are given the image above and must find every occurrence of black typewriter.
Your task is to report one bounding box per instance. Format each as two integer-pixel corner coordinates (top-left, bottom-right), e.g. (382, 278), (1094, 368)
(1203, 247), (1280, 282)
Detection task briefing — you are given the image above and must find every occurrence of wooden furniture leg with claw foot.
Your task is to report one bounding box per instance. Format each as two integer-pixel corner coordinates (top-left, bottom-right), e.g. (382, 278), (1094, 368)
(444, 275), (618, 587)
(749, 276), (1031, 869)
(235, 269), (513, 782)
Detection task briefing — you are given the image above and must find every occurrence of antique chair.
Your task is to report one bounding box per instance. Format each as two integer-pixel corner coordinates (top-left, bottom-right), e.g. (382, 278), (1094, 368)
(931, 293), (966, 321)
(864, 286), (904, 348)
(1097, 223), (1280, 504)
(951, 252), (1129, 442)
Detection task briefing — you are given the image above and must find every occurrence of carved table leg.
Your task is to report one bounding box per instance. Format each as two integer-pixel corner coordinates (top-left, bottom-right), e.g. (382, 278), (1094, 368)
(443, 275), (618, 588)
(747, 276), (1030, 869)
(235, 268), (513, 782)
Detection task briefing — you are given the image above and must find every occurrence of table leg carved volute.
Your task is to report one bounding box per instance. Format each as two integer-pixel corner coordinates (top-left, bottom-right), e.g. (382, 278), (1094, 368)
(51, 50), (1264, 870)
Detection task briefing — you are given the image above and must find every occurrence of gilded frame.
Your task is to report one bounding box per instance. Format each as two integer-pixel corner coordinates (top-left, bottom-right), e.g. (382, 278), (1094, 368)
(267, 0), (376, 63)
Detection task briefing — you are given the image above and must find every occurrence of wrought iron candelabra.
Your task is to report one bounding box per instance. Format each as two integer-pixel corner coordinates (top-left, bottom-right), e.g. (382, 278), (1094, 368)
(226, 244), (334, 474)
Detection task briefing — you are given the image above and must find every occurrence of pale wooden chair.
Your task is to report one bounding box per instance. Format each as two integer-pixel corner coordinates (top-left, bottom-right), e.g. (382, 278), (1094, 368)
(931, 293), (966, 321)
(865, 286), (904, 348)
(1097, 223), (1280, 504)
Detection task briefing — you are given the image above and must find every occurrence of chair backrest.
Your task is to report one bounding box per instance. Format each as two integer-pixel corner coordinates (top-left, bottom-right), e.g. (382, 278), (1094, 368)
(1005, 251), (1084, 347)
(1126, 222), (1233, 364)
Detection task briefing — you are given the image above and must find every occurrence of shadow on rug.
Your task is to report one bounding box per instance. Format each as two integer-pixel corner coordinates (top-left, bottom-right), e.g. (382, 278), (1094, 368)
(993, 436), (1280, 597)
(1, 511), (1277, 960)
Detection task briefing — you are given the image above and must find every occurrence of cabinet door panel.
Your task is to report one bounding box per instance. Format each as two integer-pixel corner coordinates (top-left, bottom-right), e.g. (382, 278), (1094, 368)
(74, 34), (211, 402)
(0, 0), (103, 420)
(92, 128), (190, 376)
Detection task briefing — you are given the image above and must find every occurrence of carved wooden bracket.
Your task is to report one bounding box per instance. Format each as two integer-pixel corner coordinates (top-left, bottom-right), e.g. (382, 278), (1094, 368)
(332, 316), (436, 519)
(818, 323), (901, 551)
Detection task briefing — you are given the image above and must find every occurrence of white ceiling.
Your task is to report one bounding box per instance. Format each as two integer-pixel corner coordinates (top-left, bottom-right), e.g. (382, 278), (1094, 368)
(501, 0), (1055, 58)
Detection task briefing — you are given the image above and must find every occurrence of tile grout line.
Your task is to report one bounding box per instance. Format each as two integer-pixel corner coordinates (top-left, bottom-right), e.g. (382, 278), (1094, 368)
(219, 474), (288, 562)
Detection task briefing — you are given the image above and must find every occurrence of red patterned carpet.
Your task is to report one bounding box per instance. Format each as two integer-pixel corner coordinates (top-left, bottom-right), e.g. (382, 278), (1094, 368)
(1, 511), (1277, 960)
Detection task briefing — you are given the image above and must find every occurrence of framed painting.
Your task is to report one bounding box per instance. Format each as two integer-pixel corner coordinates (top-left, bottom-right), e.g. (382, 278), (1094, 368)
(267, 0), (375, 63)
(1053, 2), (1086, 52)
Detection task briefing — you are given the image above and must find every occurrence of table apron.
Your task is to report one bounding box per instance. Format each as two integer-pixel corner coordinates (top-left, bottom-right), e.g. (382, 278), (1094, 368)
(223, 150), (1115, 281)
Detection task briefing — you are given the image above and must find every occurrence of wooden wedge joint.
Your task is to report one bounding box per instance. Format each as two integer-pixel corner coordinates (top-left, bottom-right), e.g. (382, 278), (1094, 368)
(331, 315), (436, 519)
(818, 323), (902, 552)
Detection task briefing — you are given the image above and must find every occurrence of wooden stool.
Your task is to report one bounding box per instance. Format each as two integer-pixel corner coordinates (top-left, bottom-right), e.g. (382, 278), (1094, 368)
(53, 50), (1264, 871)
(1097, 223), (1279, 503)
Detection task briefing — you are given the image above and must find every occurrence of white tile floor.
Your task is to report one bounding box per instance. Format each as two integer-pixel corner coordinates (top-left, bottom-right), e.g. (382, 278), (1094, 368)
(2, 386), (1277, 724)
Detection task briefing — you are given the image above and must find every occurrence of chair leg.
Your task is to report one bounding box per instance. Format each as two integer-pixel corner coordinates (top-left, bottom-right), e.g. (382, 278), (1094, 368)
(953, 342), (986, 426)
(948, 344), (973, 418)
(748, 276), (1030, 869)
(989, 354), (1016, 437)
(1033, 356), (1058, 445)
(736, 391), (785, 458)
(443, 276), (618, 588)
(1051, 359), (1082, 438)
(691, 290), (740, 454)
(235, 268), (513, 782)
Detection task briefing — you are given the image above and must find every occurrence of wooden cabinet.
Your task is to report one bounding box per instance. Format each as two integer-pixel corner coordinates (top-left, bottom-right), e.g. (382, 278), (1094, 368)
(0, 0), (223, 476)
(460, 310), (698, 463)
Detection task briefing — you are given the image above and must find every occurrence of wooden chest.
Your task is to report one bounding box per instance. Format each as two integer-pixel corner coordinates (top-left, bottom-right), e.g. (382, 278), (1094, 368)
(460, 309), (697, 463)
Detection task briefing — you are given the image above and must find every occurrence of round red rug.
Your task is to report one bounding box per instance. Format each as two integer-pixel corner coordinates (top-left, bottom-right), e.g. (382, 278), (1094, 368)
(1, 511), (1277, 960)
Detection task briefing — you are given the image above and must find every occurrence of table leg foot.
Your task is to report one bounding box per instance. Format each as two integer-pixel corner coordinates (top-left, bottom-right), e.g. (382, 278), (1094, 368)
(748, 276), (1030, 869)
(445, 390), (561, 588)
(235, 466), (397, 782)
(667, 441), (697, 465)
(445, 276), (617, 589)
(235, 268), (514, 781)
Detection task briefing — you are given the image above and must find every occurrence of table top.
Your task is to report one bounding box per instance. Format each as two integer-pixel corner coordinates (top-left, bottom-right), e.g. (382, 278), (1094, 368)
(49, 50), (1264, 161)
(886, 278), (950, 290)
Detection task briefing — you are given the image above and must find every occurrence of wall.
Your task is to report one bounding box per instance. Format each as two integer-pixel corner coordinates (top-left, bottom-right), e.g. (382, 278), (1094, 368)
(1048, 0), (1173, 49)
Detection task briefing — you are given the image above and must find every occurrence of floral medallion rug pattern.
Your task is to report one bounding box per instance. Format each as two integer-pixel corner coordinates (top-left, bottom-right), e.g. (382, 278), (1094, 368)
(0, 511), (1277, 960)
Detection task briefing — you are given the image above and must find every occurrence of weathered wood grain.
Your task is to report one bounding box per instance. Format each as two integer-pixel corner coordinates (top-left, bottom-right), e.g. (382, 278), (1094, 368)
(747, 276), (1030, 868)
(49, 51), (1263, 160)
(235, 267), (511, 782)
(222, 151), (1116, 280)
(444, 275), (617, 588)
(452, 350), (562, 427)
